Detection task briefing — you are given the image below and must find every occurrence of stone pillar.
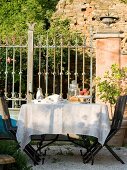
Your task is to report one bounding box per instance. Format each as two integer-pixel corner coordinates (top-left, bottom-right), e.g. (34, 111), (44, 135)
(94, 32), (124, 78)
(27, 23), (35, 103)
(94, 32), (127, 146)
(94, 32), (124, 109)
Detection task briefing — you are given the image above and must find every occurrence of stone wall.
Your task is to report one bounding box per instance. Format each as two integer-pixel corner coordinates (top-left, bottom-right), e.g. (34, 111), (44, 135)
(53, 0), (127, 52)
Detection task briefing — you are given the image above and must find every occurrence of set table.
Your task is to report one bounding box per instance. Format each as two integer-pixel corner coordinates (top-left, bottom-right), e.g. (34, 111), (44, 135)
(16, 100), (111, 150)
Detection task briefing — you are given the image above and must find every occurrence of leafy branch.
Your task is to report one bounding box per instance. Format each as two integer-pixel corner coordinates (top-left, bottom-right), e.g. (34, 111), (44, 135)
(95, 64), (127, 116)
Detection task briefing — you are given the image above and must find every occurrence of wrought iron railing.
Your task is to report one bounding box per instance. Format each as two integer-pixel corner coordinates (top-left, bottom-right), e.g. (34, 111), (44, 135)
(0, 26), (95, 108)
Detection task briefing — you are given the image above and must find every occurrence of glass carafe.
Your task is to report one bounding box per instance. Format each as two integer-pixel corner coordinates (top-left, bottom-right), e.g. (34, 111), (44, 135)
(36, 88), (44, 100)
(68, 80), (80, 101)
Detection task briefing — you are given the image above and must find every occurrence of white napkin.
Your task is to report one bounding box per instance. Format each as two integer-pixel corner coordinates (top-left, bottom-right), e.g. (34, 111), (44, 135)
(32, 94), (60, 104)
(45, 94), (60, 103)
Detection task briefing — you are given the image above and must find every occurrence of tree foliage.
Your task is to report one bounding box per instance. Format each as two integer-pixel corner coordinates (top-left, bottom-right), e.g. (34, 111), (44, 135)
(120, 0), (127, 3)
(0, 0), (60, 37)
(0, 0), (82, 96)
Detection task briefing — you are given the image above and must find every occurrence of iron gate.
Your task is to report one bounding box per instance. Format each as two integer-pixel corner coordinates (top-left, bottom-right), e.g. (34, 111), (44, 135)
(0, 25), (95, 108)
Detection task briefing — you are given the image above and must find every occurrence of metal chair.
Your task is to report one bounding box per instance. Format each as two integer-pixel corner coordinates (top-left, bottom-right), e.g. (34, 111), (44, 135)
(0, 93), (41, 165)
(82, 95), (127, 164)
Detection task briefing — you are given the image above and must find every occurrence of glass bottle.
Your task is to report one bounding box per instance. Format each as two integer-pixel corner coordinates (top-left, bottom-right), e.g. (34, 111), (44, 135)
(36, 88), (44, 100)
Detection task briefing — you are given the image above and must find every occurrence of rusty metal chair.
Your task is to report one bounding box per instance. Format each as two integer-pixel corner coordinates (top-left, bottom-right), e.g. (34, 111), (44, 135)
(82, 95), (127, 164)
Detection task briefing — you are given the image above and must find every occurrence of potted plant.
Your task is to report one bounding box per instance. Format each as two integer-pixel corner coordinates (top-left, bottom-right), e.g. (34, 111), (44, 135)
(95, 64), (127, 146)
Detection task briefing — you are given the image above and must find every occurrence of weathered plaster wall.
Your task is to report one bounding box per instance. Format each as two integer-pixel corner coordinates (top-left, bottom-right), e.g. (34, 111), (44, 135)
(53, 0), (127, 52)
(54, 0), (127, 34)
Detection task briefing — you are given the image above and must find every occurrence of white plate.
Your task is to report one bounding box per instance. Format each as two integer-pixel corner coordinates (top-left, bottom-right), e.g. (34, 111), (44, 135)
(77, 95), (92, 99)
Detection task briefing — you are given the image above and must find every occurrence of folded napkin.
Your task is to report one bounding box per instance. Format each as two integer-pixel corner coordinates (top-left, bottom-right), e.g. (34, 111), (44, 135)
(32, 94), (61, 104)
(45, 94), (60, 103)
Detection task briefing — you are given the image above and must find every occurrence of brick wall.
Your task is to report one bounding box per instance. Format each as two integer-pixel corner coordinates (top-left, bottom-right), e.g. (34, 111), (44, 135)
(53, 0), (127, 52)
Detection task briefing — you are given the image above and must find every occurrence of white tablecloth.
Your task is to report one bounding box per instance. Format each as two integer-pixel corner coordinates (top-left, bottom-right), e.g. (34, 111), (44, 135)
(16, 101), (110, 149)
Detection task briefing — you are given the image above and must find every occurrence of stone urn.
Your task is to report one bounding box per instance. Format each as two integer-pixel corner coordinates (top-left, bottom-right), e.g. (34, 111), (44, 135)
(100, 16), (119, 27)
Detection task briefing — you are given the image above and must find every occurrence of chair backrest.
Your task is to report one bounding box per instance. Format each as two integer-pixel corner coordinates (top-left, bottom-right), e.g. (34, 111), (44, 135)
(0, 94), (12, 131)
(111, 95), (127, 130)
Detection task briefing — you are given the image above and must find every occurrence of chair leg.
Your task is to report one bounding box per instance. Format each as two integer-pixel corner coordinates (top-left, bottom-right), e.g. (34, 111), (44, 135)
(83, 143), (102, 164)
(26, 144), (41, 162)
(83, 143), (125, 165)
(22, 143), (41, 165)
(23, 146), (39, 165)
(9, 130), (41, 165)
(14, 140), (40, 165)
(83, 149), (94, 165)
(105, 144), (125, 164)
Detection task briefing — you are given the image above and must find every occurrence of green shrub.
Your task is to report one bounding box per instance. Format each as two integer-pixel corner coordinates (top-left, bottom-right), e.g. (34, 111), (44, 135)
(0, 140), (32, 170)
(95, 64), (127, 117)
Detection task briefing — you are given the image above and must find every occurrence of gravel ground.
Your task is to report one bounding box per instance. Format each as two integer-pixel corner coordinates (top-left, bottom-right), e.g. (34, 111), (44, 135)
(27, 145), (127, 170)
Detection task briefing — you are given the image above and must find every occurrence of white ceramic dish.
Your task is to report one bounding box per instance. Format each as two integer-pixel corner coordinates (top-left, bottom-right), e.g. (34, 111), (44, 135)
(77, 95), (92, 99)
